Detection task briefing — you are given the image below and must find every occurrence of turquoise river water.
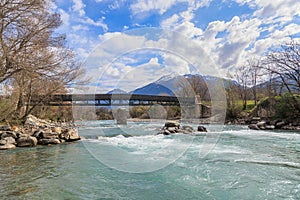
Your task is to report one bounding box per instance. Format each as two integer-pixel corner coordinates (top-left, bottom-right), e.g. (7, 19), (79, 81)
(0, 120), (299, 200)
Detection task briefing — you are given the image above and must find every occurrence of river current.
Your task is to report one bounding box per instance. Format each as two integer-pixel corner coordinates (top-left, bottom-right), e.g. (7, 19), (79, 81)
(0, 120), (299, 199)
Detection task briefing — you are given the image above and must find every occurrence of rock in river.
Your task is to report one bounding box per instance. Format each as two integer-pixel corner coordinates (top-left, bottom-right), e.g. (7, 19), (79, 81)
(197, 126), (207, 132)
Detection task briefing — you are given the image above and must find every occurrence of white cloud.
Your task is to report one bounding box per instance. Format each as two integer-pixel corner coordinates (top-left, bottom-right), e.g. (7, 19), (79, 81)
(72, 24), (89, 31)
(130, 0), (177, 15)
(162, 53), (190, 75)
(72, 0), (86, 17)
(161, 14), (180, 28)
(271, 23), (300, 39)
(130, 0), (211, 16)
(81, 17), (108, 32)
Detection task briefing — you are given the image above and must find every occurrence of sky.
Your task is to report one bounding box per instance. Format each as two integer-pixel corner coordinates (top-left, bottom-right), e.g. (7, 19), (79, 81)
(50, 0), (300, 93)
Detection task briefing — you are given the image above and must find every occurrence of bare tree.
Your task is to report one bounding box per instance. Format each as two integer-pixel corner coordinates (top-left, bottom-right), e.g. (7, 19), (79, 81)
(259, 38), (300, 115)
(265, 39), (300, 94)
(246, 58), (262, 105)
(235, 65), (250, 110)
(0, 0), (83, 122)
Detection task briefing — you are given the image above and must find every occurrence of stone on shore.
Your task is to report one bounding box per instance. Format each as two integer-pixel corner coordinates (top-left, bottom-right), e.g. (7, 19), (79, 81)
(38, 138), (61, 145)
(0, 115), (80, 150)
(60, 128), (80, 141)
(16, 135), (38, 147)
(249, 121), (276, 130)
(41, 129), (59, 139)
(275, 121), (286, 129)
(25, 114), (52, 127)
(1, 131), (17, 139)
(248, 124), (260, 130)
(0, 136), (16, 150)
(0, 143), (16, 150)
(0, 125), (12, 131)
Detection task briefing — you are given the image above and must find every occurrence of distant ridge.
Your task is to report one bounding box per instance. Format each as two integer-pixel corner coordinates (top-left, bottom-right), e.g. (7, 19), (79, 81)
(106, 74), (240, 96)
(130, 83), (175, 96)
(107, 88), (127, 94)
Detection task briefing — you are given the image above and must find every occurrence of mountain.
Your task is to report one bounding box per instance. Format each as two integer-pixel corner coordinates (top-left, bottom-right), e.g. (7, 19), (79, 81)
(130, 74), (238, 96)
(253, 76), (299, 94)
(105, 74), (239, 96)
(131, 83), (175, 96)
(107, 88), (127, 94)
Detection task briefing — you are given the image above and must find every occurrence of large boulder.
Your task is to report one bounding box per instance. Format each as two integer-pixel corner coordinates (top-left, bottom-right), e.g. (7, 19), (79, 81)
(41, 129), (59, 139)
(275, 121), (286, 129)
(16, 135), (38, 147)
(257, 121), (267, 129)
(25, 114), (52, 127)
(0, 143), (16, 150)
(0, 131), (17, 139)
(164, 121), (180, 128)
(0, 136), (16, 145)
(0, 136), (16, 150)
(52, 127), (62, 134)
(59, 128), (80, 141)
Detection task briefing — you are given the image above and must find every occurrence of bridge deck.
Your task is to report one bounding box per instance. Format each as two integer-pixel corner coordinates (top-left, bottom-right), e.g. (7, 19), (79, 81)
(30, 94), (197, 106)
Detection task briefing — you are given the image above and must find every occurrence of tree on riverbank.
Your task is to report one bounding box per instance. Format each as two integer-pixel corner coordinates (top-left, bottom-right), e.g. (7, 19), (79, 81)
(261, 39), (300, 116)
(230, 38), (300, 120)
(0, 0), (83, 122)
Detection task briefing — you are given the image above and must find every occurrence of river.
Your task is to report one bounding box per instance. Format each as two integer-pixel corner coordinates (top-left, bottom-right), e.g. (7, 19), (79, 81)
(0, 120), (299, 199)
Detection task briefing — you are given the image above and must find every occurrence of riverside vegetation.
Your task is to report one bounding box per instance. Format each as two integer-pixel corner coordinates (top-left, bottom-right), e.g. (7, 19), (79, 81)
(0, 0), (82, 150)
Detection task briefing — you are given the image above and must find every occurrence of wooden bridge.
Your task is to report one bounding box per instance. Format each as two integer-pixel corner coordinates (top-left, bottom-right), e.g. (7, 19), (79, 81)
(31, 94), (197, 106)
(28, 93), (212, 120)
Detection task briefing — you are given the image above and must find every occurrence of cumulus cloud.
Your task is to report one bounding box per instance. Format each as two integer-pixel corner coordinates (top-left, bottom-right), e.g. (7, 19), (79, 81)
(130, 0), (211, 16)
(130, 0), (177, 15)
(72, 0), (86, 17)
(57, 0), (300, 91)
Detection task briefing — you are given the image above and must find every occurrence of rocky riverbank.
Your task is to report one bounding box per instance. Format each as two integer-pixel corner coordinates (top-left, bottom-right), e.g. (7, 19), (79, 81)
(0, 115), (80, 150)
(226, 117), (300, 131)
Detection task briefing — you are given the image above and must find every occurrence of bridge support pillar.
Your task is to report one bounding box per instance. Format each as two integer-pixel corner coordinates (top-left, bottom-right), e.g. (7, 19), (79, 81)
(115, 108), (127, 125)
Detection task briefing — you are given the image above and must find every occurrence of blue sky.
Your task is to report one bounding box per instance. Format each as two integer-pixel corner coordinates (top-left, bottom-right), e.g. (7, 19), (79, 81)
(51, 0), (300, 92)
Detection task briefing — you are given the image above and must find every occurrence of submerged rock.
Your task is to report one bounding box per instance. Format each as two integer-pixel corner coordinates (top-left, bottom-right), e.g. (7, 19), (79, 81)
(182, 125), (194, 133)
